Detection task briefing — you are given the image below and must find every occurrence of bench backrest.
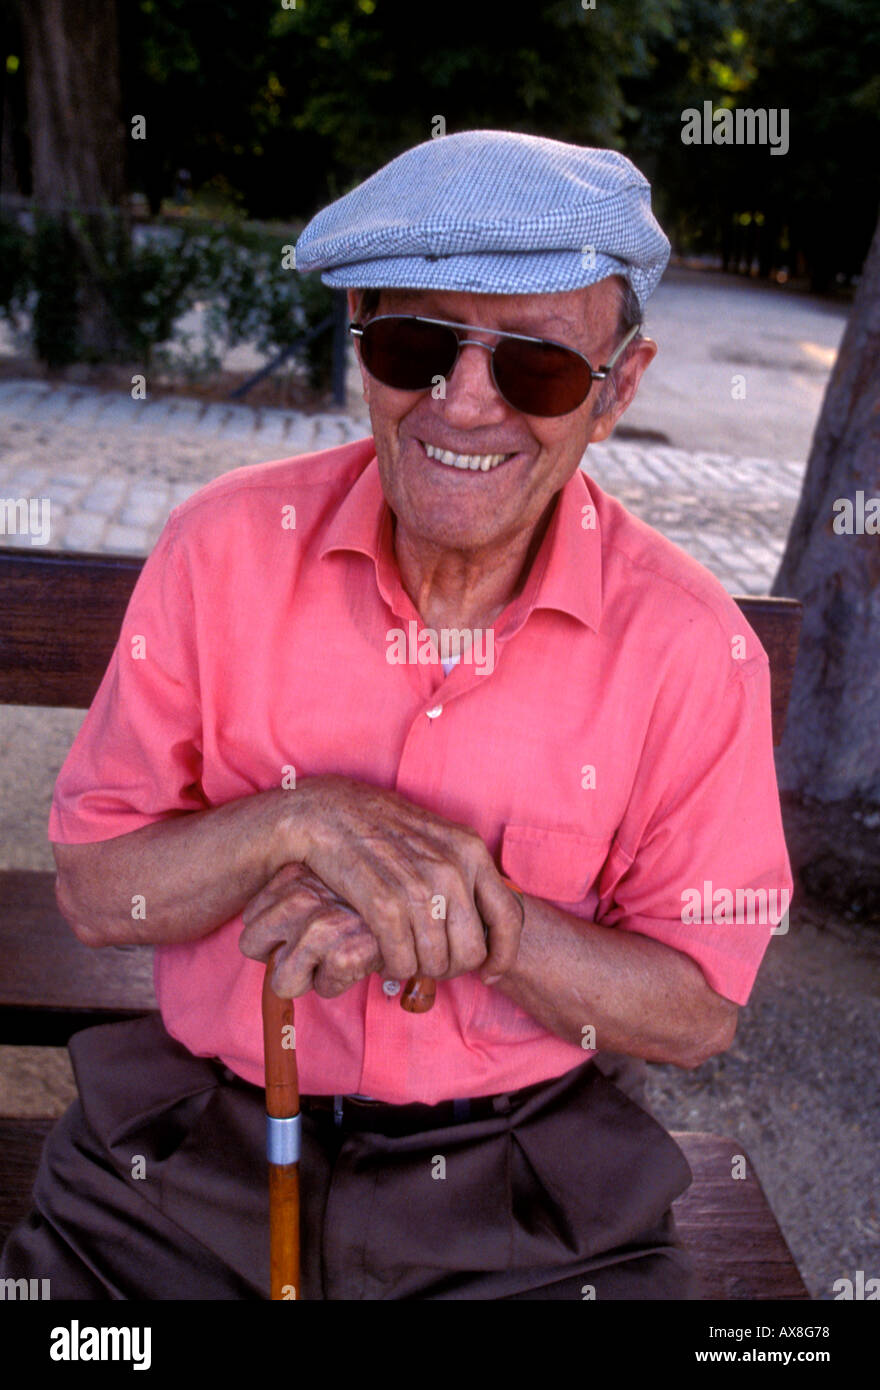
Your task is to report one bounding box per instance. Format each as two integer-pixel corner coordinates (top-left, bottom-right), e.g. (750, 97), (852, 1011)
(0, 547), (804, 741)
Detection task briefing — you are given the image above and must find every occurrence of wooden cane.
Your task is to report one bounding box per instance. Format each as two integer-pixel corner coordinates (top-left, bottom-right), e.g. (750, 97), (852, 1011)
(262, 946), (300, 1300)
(262, 949), (427, 1300)
(262, 882), (521, 1293)
(262, 952), (427, 1301)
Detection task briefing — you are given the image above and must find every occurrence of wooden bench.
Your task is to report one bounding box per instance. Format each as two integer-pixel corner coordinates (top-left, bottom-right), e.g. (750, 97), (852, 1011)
(0, 545), (808, 1298)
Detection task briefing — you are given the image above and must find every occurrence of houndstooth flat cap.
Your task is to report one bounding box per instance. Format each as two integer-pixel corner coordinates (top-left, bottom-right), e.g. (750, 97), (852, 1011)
(295, 130), (670, 313)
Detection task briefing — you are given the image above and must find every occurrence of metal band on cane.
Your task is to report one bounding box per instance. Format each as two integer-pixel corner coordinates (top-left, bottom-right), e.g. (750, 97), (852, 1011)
(266, 1113), (301, 1166)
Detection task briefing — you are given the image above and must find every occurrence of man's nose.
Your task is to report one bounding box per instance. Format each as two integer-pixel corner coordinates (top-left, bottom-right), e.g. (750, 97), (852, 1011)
(441, 340), (509, 419)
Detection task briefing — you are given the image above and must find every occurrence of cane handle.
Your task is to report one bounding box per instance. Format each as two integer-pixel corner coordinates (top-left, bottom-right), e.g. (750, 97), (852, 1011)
(399, 877), (522, 1014)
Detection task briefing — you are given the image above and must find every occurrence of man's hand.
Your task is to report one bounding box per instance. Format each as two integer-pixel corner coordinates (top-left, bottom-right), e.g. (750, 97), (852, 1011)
(278, 775), (523, 987)
(240, 861), (384, 998)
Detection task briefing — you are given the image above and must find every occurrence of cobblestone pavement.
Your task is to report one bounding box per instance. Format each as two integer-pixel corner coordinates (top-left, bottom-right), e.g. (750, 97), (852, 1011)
(0, 378), (805, 595)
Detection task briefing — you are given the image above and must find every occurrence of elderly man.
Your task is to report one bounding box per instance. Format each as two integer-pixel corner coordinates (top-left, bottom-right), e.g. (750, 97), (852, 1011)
(2, 131), (791, 1300)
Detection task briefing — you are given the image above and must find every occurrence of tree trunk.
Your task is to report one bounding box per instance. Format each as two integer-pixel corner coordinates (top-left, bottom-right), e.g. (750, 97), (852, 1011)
(17, 0), (129, 357)
(772, 212), (880, 804)
(1, 80), (22, 198)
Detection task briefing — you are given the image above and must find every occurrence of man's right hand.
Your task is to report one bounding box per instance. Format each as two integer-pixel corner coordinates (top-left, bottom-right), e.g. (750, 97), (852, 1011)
(274, 775), (522, 988)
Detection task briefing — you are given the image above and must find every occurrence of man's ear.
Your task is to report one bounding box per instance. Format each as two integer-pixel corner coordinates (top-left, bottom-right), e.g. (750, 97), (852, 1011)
(347, 290), (370, 403)
(588, 337), (657, 444)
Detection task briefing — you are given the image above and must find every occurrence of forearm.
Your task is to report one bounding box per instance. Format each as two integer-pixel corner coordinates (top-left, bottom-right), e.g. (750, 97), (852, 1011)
(495, 894), (738, 1068)
(54, 786), (308, 947)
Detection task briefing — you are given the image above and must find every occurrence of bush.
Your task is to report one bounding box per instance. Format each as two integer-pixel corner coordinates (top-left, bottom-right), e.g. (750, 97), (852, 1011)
(194, 221), (335, 389)
(0, 216), (31, 332)
(0, 210), (336, 389)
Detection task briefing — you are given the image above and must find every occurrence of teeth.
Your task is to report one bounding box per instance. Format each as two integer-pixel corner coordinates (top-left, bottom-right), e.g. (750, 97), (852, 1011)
(423, 443), (512, 471)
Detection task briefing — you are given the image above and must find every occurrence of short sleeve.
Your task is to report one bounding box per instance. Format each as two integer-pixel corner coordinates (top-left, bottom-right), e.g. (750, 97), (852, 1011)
(48, 515), (208, 843)
(595, 650), (792, 1007)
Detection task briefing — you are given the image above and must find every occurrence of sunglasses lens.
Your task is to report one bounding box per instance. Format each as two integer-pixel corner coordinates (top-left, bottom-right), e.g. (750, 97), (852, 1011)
(357, 316), (594, 417)
(360, 318), (458, 391)
(494, 338), (593, 417)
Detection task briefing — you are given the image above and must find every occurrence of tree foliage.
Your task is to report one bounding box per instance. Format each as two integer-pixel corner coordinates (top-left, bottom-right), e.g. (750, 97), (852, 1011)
(626, 0), (880, 286)
(117, 0), (674, 218)
(6, 0), (878, 333)
(6, 0), (870, 288)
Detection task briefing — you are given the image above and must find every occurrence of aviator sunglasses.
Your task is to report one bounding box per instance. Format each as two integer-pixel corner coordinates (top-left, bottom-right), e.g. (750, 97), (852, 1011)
(349, 313), (641, 418)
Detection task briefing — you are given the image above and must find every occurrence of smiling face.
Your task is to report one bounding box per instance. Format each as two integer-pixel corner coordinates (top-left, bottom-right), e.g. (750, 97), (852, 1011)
(348, 280), (656, 559)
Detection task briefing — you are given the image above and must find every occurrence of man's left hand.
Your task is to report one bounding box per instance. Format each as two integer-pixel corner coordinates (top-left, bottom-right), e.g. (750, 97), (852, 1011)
(239, 861), (384, 998)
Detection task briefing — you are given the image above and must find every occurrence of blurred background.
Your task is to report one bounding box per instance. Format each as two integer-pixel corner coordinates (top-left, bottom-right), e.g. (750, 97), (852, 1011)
(0, 0), (878, 1302)
(1, 0), (878, 380)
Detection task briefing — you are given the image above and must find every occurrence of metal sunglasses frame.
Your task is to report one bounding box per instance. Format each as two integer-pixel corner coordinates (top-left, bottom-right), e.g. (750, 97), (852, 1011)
(348, 313), (642, 411)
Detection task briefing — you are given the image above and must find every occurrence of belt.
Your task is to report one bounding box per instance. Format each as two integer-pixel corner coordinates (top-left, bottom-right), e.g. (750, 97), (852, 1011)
(300, 1075), (552, 1136)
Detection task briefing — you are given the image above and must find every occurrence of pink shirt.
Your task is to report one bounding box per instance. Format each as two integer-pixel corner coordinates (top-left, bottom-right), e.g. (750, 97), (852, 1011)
(49, 439), (792, 1104)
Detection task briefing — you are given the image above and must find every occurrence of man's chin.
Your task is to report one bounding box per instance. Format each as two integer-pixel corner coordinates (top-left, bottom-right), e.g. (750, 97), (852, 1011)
(394, 513), (503, 554)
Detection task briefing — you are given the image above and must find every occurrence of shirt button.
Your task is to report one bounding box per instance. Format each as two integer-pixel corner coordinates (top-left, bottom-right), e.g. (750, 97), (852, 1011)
(426, 705), (443, 719)
(382, 979), (401, 996)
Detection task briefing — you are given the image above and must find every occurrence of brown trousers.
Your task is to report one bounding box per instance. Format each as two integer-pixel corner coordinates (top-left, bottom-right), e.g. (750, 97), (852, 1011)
(1, 1016), (697, 1299)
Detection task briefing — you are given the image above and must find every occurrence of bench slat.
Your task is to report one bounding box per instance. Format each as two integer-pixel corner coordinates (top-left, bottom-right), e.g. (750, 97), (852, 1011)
(672, 1132), (809, 1299)
(0, 549), (141, 707)
(735, 595), (803, 745)
(0, 870), (156, 1042)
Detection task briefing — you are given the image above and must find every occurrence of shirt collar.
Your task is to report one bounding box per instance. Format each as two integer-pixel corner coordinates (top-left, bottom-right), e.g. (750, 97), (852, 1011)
(319, 452), (603, 633)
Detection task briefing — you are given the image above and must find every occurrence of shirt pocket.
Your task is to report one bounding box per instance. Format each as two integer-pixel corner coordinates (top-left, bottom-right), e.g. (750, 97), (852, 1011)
(500, 823), (613, 905)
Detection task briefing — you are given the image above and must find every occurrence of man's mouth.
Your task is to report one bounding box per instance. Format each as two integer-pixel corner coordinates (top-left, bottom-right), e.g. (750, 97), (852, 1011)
(421, 441), (516, 472)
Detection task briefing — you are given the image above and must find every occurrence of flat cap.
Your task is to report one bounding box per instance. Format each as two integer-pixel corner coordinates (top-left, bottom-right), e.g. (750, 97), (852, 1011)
(295, 129), (670, 313)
